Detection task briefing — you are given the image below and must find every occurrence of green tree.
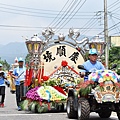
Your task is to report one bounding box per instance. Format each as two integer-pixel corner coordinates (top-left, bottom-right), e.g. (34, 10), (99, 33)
(109, 46), (120, 74)
(0, 58), (10, 70)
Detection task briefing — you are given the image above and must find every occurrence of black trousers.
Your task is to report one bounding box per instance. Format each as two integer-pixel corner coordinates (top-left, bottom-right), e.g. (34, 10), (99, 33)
(16, 83), (27, 107)
(16, 85), (21, 107)
(0, 86), (5, 104)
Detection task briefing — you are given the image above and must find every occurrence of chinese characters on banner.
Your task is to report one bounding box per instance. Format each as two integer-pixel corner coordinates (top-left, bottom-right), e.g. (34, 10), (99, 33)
(43, 45), (79, 64)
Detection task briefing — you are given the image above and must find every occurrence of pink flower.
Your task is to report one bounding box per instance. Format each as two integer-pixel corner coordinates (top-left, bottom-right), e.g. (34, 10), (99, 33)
(99, 82), (104, 87)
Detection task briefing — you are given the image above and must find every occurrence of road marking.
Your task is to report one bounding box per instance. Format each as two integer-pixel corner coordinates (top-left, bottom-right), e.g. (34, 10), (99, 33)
(0, 112), (117, 119)
(0, 112), (66, 117)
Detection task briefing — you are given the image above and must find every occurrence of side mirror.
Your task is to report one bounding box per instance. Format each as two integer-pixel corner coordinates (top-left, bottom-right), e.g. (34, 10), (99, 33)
(78, 65), (86, 70)
(111, 64), (117, 70)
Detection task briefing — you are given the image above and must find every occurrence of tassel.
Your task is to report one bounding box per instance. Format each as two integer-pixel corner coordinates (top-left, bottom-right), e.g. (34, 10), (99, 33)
(37, 62), (44, 84)
(28, 68), (33, 86)
(37, 67), (41, 84)
(24, 64), (29, 86)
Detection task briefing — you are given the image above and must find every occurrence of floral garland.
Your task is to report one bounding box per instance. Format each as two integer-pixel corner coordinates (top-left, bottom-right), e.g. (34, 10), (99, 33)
(78, 80), (95, 96)
(88, 70), (120, 83)
(79, 70), (120, 96)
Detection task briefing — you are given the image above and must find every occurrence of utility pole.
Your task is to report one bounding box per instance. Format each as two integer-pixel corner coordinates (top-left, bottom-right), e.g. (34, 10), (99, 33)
(104, 0), (109, 69)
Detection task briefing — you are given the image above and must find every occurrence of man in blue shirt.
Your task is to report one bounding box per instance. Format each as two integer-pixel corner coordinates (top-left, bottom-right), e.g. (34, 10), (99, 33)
(12, 57), (26, 111)
(82, 48), (105, 72)
(0, 63), (7, 107)
(80, 48), (105, 80)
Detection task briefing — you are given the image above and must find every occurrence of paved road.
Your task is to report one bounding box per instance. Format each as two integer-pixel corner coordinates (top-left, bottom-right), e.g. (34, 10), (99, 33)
(0, 86), (118, 120)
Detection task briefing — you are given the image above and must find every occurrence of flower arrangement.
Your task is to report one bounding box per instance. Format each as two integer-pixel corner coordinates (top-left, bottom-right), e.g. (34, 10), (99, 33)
(78, 70), (120, 96)
(78, 80), (95, 96)
(42, 78), (61, 86)
(37, 86), (67, 101)
(20, 85), (67, 112)
(88, 70), (120, 83)
(20, 60), (85, 113)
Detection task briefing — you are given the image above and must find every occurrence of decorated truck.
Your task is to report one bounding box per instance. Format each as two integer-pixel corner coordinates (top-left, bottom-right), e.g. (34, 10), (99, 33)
(20, 28), (89, 113)
(66, 65), (120, 120)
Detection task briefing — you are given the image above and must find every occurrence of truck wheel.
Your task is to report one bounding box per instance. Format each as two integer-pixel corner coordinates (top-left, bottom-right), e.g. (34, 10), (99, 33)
(61, 103), (64, 112)
(117, 111), (120, 120)
(98, 111), (111, 118)
(67, 97), (77, 119)
(56, 104), (64, 112)
(78, 98), (90, 120)
(115, 104), (120, 120)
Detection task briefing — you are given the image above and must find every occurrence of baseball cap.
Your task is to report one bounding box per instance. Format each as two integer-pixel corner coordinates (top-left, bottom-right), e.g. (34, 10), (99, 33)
(89, 48), (98, 55)
(18, 57), (24, 62)
(0, 63), (3, 67)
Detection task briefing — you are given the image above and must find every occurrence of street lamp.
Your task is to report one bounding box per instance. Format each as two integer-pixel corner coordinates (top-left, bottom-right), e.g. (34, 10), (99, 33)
(25, 34), (44, 65)
(25, 34), (45, 87)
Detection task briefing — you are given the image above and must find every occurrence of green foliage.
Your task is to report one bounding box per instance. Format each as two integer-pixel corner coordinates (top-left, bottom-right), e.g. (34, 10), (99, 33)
(109, 46), (120, 74)
(80, 85), (92, 96)
(0, 58), (10, 70)
(25, 54), (31, 64)
(42, 78), (61, 86)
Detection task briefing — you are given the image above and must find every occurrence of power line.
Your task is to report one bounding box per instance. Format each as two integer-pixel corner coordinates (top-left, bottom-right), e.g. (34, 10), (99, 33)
(52, 0), (79, 28)
(0, 24), (103, 30)
(0, 8), (95, 19)
(48, 0), (70, 26)
(79, 0), (120, 37)
(56, 0), (87, 33)
(107, 0), (120, 9)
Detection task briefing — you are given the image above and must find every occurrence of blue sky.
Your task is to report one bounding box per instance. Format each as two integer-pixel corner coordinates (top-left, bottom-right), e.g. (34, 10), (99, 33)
(0, 0), (119, 45)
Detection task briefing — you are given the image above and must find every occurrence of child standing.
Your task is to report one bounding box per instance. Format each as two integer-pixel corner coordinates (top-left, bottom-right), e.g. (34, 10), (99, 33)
(0, 63), (7, 107)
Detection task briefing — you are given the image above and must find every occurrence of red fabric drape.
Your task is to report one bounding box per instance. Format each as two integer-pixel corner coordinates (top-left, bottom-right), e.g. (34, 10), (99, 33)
(37, 63), (44, 84)
(28, 68), (33, 86)
(24, 64), (30, 86)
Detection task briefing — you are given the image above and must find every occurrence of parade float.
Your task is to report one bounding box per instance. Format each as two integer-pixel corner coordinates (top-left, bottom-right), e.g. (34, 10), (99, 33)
(66, 38), (120, 120)
(67, 66), (120, 120)
(21, 28), (89, 113)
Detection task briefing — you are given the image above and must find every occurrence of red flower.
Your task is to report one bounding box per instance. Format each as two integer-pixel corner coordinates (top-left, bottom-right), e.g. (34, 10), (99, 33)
(42, 76), (49, 81)
(89, 80), (94, 84)
(61, 60), (68, 67)
(99, 82), (104, 87)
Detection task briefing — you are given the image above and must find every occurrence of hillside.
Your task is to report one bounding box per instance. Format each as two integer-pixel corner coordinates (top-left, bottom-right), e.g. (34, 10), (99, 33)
(0, 42), (28, 64)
